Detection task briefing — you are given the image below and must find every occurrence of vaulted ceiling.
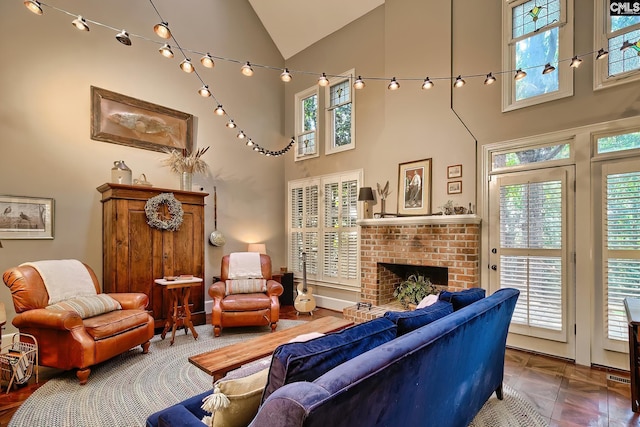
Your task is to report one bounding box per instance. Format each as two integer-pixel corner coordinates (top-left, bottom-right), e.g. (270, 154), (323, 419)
(248, 0), (384, 59)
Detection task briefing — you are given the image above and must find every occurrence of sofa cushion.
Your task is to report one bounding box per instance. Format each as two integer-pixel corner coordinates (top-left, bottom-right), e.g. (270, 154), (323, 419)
(438, 288), (486, 311)
(224, 279), (267, 295)
(383, 300), (453, 336)
(45, 294), (121, 319)
(83, 309), (150, 340)
(202, 368), (269, 427)
(262, 317), (396, 403)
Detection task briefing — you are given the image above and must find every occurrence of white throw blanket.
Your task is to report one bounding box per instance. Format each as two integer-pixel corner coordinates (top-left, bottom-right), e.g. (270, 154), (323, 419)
(228, 252), (263, 279)
(20, 259), (96, 304)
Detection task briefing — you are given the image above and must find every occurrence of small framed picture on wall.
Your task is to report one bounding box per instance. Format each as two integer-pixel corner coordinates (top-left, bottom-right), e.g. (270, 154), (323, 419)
(447, 164), (462, 179)
(447, 181), (462, 195)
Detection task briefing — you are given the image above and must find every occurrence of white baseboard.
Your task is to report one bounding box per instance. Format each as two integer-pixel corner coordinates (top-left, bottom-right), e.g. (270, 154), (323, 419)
(312, 295), (355, 312)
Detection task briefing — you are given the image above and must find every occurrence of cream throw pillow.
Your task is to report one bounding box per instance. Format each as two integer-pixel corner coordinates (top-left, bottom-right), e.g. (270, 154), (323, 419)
(201, 367), (269, 427)
(45, 294), (122, 319)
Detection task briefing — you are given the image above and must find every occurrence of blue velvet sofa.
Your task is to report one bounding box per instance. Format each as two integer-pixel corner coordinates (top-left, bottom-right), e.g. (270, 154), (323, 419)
(147, 287), (519, 427)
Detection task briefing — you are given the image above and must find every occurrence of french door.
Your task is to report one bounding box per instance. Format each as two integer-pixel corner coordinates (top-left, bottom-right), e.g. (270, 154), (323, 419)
(488, 166), (575, 359)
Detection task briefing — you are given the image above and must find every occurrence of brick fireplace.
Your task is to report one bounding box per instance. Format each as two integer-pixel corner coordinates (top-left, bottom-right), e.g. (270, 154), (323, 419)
(344, 215), (481, 323)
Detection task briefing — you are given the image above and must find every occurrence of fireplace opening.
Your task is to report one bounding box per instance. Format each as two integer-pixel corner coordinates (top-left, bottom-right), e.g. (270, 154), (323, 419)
(376, 262), (448, 305)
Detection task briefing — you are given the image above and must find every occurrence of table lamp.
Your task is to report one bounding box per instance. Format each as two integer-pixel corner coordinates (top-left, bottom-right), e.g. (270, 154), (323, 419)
(358, 187), (375, 219)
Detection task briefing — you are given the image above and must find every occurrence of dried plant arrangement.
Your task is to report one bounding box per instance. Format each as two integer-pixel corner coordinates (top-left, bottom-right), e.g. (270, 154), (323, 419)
(162, 146), (210, 174)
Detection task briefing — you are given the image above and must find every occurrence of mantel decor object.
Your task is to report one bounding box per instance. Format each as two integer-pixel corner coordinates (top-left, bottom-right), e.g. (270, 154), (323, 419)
(111, 160), (132, 185)
(376, 181), (391, 216)
(161, 146), (210, 191)
(358, 187), (375, 219)
(397, 158), (432, 216)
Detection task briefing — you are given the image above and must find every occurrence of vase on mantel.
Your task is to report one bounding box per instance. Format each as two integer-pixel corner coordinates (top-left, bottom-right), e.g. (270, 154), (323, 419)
(180, 171), (193, 191)
(380, 198), (386, 215)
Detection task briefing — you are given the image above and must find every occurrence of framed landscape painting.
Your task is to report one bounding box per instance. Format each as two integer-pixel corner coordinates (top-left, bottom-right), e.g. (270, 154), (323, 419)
(0, 195), (54, 239)
(397, 158), (432, 216)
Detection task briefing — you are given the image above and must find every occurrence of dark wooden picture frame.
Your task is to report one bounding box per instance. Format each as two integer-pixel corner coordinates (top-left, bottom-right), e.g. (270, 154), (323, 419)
(397, 158), (432, 216)
(447, 164), (462, 179)
(91, 86), (193, 153)
(447, 180), (462, 194)
(0, 195), (54, 240)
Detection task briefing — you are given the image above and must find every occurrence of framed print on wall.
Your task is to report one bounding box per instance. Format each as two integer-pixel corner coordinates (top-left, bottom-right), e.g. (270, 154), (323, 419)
(397, 158), (432, 216)
(0, 195), (54, 239)
(90, 86), (193, 153)
(447, 181), (462, 195)
(447, 164), (462, 179)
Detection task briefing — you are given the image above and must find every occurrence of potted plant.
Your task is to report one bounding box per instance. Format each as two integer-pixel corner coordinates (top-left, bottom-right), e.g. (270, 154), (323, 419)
(393, 274), (438, 309)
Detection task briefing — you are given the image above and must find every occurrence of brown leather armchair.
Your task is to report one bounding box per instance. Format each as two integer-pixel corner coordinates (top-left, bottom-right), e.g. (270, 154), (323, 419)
(3, 262), (154, 384)
(209, 254), (283, 337)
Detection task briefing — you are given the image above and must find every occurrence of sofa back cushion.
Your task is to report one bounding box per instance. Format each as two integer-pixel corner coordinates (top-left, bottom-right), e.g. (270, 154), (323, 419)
(262, 317), (396, 403)
(438, 288), (486, 311)
(383, 300), (453, 336)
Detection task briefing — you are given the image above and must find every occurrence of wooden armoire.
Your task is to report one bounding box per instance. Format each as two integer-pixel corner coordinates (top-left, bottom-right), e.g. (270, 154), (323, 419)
(97, 183), (208, 329)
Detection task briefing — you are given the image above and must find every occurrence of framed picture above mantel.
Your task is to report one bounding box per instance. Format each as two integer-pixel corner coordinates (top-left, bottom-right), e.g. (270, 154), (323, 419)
(397, 158), (432, 216)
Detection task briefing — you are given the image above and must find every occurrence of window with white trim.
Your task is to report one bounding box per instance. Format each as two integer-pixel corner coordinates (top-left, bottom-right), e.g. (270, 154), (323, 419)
(325, 69), (355, 155)
(288, 170), (361, 289)
(594, 2), (640, 89)
(294, 86), (319, 161)
(502, 0), (573, 111)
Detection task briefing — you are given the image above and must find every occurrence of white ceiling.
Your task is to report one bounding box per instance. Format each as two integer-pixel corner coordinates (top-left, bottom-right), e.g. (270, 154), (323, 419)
(248, 0), (384, 60)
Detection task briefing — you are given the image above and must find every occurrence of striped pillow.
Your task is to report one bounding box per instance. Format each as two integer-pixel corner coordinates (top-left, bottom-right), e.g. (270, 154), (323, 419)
(225, 279), (267, 295)
(45, 294), (122, 319)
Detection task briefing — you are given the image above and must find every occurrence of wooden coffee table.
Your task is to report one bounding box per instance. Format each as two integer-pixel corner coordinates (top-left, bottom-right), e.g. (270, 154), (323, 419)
(189, 316), (353, 382)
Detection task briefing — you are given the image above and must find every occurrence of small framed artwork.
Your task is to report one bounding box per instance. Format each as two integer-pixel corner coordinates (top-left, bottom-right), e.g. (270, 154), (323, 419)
(91, 86), (193, 153)
(447, 181), (462, 195)
(397, 158), (432, 216)
(0, 195), (54, 239)
(447, 164), (462, 179)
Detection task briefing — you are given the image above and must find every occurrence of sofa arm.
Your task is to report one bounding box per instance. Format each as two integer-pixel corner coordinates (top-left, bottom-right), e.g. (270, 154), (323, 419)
(12, 308), (83, 330)
(208, 281), (226, 300)
(107, 293), (149, 310)
(266, 280), (284, 298)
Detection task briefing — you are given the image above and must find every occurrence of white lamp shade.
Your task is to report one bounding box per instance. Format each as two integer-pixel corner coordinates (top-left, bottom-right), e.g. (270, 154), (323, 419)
(248, 243), (266, 254)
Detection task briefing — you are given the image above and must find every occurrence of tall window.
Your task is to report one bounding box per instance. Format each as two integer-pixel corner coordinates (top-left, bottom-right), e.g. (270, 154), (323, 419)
(288, 170), (361, 288)
(595, 1), (640, 89)
(294, 86), (319, 161)
(325, 69), (355, 155)
(502, 0), (573, 111)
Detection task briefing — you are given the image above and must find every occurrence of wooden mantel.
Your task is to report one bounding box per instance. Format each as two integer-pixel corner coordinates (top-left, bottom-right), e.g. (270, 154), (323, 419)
(357, 214), (481, 227)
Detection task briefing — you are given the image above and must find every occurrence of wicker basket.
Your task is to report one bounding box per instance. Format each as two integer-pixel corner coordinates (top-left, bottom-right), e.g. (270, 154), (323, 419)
(0, 333), (38, 393)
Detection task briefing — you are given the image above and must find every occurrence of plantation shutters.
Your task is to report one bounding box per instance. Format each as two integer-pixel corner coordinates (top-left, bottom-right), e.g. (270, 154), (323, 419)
(289, 181), (319, 276)
(498, 169), (568, 342)
(603, 164), (640, 344)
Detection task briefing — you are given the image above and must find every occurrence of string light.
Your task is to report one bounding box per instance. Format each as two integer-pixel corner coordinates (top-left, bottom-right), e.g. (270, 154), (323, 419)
(483, 73), (496, 85)
(514, 68), (527, 80)
(422, 77), (434, 89)
(542, 63), (555, 74)
(198, 85), (211, 97)
(158, 43), (173, 58)
(621, 40), (633, 52)
(115, 30), (131, 46)
(246, 138), (254, 146)
(153, 22), (171, 39)
(388, 77), (400, 90)
(179, 59), (194, 73)
(72, 15), (89, 31)
(241, 62), (254, 76)
(453, 75), (465, 88)
(596, 48), (609, 60)
(214, 105), (225, 116)
(23, 0), (43, 15)
(237, 130), (246, 139)
(280, 68), (292, 82)
(569, 56), (583, 68)
(353, 76), (365, 89)
(226, 119), (237, 129)
(318, 73), (330, 87)
(200, 53), (215, 68)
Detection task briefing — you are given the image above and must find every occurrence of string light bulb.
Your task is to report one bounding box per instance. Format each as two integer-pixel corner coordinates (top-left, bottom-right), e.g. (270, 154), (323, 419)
(72, 15), (89, 31)
(237, 130), (246, 139)
(596, 48), (609, 60)
(569, 56), (583, 68)
(158, 44), (173, 58)
(542, 63), (556, 74)
(179, 59), (194, 73)
(422, 77), (434, 89)
(280, 68), (292, 82)
(214, 105), (225, 116)
(153, 22), (171, 39)
(483, 73), (496, 85)
(453, 75), (466, 88)
(226, 119), (237, 129)
(318, 73), (330, 87)
(115, 30), (131, 46)
(24, 0), (43, 15)
(388, 77), (400, 90)
(241, 62), (254, 76)
(246, 139), (254, 146)
(201, 53), (215, 68)
(620, 41), (633, 52)
(514, 68), (527, 80)
(353, 76), (365, 89)
(198, 85), (211, 97)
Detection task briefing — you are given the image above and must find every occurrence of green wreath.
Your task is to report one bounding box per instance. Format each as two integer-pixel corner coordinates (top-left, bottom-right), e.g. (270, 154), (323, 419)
(145, 193), (184, 231)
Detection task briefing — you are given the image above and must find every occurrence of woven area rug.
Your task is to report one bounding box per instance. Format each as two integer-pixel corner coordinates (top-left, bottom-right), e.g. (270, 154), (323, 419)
(11, 321), (547, 427)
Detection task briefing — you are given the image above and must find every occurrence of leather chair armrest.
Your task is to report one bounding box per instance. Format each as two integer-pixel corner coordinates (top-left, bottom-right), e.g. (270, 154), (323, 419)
(266, 280), (284, 297)
(12, 308), (83, 331)
(208, 281), (226, 300)
(107, 293), (149, 310)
